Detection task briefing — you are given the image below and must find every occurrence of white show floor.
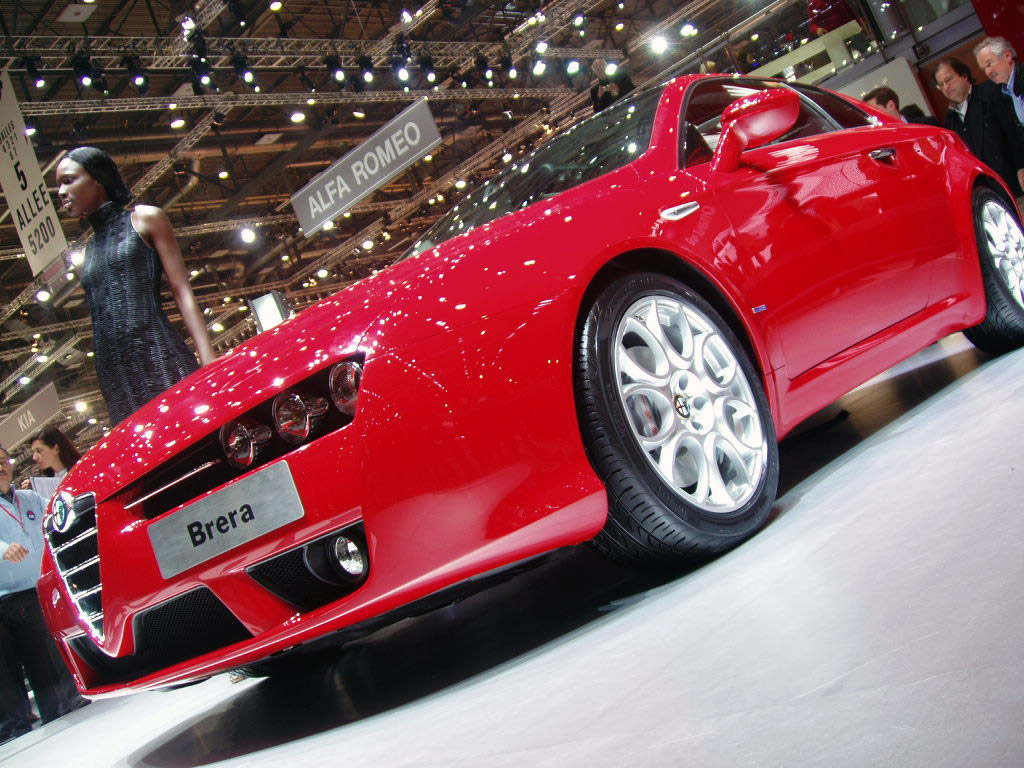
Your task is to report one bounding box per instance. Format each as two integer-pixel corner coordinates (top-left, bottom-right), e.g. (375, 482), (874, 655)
(3, 334), (1023, 768)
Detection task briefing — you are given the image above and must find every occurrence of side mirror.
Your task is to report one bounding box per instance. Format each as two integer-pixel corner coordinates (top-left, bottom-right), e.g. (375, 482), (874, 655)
(711, 88), (801, 173)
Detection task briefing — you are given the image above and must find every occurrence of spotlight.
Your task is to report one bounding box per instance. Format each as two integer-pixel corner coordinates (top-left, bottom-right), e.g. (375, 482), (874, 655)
(417, 56), (436, 83)
(680, 22), (699, 37)
(23, 57), (45, 89)
(500, 56), (517, 79)
(566, 59), (580, 75)
(298, 67), (317, 92)
(24, 118), (37, 137)
(605, 62), (619, 76)
(227, 0), (247, 27)
(392, 56), (410, 82)
(233, 55), (256, 87)
(72, 54), (95, 88)
(353, 107), (366, 119)
(325, 56), (345, 83)
(190, 57), (215, 90)
(269, 0), (282, 9)
(573, 13), (585, 26)
(357, 55), (374, 83)
(475, 54), (492, 80)
(240, 227), (256, 243)
(122, 55), (149, 94)
(532, 58), (546, 76)
(651, 35), (668, 54)
(212, 111), (226, 127)
(535, 40), (549, 54)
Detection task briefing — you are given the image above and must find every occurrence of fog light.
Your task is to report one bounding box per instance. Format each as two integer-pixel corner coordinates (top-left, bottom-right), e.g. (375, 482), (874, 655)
(328, 361), (362, 415)
(220, 420), (272, 469)
(329, 535), (366, 580)
(272, 392), (328, 443)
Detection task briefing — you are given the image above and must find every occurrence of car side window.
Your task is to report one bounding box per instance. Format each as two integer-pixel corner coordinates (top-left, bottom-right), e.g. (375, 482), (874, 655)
(790, 84), (874, 128)
(681, 79), (836, 168)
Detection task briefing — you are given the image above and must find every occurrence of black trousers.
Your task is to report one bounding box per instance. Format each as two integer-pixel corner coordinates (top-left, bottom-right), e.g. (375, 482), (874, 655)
(0, 589), (85, 737)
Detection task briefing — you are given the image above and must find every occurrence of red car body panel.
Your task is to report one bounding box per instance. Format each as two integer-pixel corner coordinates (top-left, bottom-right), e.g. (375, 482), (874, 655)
(38, 75), (1005, 695)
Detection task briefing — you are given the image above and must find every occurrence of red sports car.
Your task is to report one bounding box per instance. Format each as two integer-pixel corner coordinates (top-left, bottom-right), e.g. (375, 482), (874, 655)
(39, 75), (1024, 695)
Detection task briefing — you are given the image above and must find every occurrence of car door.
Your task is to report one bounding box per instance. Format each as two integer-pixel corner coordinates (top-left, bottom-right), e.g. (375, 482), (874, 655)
(679, 79), (935, 379)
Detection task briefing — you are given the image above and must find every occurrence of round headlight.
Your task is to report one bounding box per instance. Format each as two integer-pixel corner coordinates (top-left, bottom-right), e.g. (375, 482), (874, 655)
(329, 361), (362, 415)
(272, 392), (328, 444)
(220, 421), (272, 469)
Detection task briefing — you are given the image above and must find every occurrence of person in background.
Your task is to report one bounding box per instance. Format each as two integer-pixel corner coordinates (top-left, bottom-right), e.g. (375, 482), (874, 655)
(863, 86), (904, 119)
(863, 86), (937, 125)
(898, 103), (939, 126)
(936, 57), (1024, 197)
(0, 446), (87, 744)
(590, 59), (635, 113)
(974, 36), (1024, 130)
(55, 147), (215, 426)
(808, 0), (855, 35)
(30, 427), (80, 483)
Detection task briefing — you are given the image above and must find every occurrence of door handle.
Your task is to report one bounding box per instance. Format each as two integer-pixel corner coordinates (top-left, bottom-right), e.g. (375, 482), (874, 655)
(660, 202), (700, 221)
(869, 147), (898, 164)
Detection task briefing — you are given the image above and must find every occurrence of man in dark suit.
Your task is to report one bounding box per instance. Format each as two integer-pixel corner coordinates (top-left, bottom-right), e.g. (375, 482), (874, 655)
(935, 57), (1024, 197)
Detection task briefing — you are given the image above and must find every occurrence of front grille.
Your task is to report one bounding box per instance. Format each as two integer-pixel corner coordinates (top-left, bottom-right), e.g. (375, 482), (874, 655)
(69, 587), (251, 685)
(46, 492), (104, 641)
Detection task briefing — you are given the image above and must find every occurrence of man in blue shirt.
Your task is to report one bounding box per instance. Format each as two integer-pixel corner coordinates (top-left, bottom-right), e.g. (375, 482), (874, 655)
(0, 446), (86, 743)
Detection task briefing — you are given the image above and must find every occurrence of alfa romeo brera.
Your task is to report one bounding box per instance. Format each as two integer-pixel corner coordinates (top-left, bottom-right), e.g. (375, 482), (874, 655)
(40, 74), (1024, 694)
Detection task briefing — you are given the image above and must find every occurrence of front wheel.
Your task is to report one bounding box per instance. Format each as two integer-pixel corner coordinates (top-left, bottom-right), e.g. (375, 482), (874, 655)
(963, 188), (1024, 353)
(575, 273), (779, 568)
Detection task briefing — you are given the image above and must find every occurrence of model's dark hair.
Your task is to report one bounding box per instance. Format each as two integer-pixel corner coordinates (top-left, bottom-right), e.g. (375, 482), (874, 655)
(66, 146), (133, 206)
(935, 57), (974, 85)
(31, 426), (81, 474)
(863, 85), (899, 109)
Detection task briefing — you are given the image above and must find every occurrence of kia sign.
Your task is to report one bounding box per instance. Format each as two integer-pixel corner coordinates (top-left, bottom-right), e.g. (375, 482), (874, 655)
(0, 382), (60, 450)
(291, 99), (442, 236)
(0, 71), (68, 276)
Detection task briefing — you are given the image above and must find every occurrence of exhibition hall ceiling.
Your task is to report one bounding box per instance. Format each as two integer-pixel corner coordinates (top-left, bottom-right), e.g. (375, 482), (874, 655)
(0, 0), (757, 445)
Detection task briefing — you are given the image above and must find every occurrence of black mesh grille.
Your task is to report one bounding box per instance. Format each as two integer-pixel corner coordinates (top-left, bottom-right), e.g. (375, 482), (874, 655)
(248, 527), (367, 612)
(69, 587), (251, 685)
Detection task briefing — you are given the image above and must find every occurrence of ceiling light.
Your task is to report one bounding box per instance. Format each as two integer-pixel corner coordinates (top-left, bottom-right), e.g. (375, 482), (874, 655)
(606, 62), (619, 75)
(36, 289), (51, 302)
(317, 268), (329, 278)
(23, 57), (45, 89)
(532, 59), (546, 76)
(358, 55), (374, 83)
(241, 228), (256, 243)
(573, 13), (585, 26)
(19, 376), (31, 386)
(290, 110), (306, 123)
(211, 322), (225, 333)
(566, 60), (580, 75)
(72, 54), (95, 87)
(269, 0), (282, 10)
(170, 118), (186, 129)
(651, 35), (668, 54)
(322, 220), (335, 230)
(361, 239), (374, 250)
(353, 108), (366, 119)
(535, 41), (549, 54)
(218, 170), (229, 179)
(122, 56), (150, 94)
(455, 179), (467, 189)
(24, 119), (37, 137)
(75, 401), (88, 412)
(418, 56), (436, 83)
(325, 56), (345, 83)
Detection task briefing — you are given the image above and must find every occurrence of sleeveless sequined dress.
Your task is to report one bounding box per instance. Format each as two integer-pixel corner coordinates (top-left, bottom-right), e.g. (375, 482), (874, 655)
(81, 202), (199, 425)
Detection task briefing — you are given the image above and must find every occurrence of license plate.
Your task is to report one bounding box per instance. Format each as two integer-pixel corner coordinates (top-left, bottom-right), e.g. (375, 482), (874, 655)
(148, 461), (304, 579)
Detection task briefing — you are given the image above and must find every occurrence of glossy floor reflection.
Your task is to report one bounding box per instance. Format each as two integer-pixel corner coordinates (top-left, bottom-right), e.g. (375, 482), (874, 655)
(3, 334), (1022, 768)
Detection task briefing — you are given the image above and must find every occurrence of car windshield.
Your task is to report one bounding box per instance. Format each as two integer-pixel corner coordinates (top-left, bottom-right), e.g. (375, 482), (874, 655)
(403, 85), (666, 258)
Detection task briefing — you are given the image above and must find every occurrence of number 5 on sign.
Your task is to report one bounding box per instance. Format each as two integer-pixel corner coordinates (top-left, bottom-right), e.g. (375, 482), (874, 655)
(0, 71), (68, 276)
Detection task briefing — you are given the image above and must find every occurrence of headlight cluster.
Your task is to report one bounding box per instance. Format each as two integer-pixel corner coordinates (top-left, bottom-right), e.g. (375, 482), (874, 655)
(219, 360), (363, 470)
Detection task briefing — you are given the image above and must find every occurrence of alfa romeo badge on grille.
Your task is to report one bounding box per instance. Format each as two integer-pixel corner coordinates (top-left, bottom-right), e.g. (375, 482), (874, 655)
(49, 492), (75, 534)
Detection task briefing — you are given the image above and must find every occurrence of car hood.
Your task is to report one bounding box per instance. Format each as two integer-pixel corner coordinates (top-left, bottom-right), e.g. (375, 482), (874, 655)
(63, 269), (405, 498)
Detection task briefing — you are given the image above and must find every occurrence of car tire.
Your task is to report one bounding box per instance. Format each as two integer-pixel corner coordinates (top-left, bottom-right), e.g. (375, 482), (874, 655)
(575, 272), (779, 568)
(962, 187), (1024, 354)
